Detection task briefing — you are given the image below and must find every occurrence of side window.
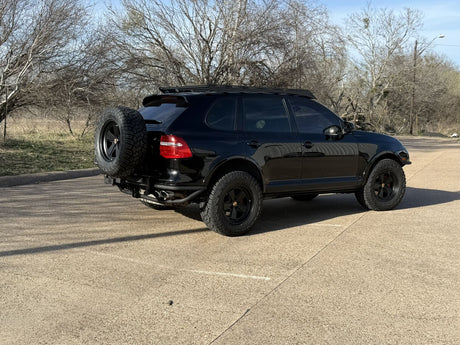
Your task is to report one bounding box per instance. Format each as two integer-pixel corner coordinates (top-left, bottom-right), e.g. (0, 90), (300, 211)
(206, 97), (236, 131)
(289, 97), (341, 133)
(242, 96), (291, 132)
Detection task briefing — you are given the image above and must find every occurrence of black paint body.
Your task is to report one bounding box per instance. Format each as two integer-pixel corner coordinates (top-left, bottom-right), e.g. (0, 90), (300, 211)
(110, 92), (410, 204)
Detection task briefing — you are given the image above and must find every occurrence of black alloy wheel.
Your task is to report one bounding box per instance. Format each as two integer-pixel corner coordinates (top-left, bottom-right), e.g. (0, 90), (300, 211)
(94, 106), (147, 178)
(100, 121), (121, 162)
(372, 172), (397, 201)
(355, 159), (406, 211)
(222, 187), (252, 224)
(201, 171), (262, 236)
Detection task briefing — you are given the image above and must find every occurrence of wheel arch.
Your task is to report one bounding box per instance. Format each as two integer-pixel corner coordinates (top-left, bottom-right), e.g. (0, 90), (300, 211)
(363, 152), (403, 183)
(205, 158), (263, 191)
(357, 155), (407, 211)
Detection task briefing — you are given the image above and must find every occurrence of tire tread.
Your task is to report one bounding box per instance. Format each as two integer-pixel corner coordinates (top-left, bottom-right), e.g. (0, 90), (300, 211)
(200, 171), (262, 236)
(355, 159), (406, 211)
(95, 106), (147, 177)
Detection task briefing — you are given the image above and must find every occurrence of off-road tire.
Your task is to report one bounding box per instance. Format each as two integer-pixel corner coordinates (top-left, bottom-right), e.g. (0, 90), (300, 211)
(95, 106), (147, 178)
(355, 159), (406, 211)
(200, 171), (262, 236)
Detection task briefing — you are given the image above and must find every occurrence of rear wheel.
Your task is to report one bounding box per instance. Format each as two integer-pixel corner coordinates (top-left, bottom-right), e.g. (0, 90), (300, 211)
(200, 171), (262, 236)
(355, 159), (406, 211)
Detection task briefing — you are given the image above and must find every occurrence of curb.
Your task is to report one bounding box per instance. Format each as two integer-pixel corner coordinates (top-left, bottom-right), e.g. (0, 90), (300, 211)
(0, 168), (102, 188)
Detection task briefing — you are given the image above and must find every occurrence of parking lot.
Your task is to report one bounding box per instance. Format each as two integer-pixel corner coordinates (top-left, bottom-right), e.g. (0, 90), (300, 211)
(0, 137), (459, 344)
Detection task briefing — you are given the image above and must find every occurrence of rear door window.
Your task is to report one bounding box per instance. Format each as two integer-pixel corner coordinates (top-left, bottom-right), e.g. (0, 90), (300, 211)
(242, 96), (291, 132)
(205, 97), (237, 131)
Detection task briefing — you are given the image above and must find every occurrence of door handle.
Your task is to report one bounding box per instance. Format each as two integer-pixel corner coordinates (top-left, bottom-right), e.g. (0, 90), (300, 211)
(247, 140), (261, 148)
(303, 141), (313, 149)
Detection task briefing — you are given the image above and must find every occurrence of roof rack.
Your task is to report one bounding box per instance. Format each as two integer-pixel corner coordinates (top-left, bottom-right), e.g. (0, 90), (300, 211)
(159, 85), (315, 99)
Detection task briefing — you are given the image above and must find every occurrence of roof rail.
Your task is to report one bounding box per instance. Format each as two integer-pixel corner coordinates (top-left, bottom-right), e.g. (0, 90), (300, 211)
(159, 85), (315, 99)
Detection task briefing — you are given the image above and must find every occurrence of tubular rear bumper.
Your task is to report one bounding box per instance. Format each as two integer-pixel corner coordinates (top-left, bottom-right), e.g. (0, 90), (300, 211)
(104, 175), (205, 206)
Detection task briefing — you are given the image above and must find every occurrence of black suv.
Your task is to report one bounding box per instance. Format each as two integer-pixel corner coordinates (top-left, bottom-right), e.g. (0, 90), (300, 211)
(95, 86), (410, 236)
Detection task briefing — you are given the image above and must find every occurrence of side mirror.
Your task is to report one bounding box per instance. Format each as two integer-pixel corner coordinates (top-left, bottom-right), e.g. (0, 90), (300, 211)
(324, 125), (343, 140)
(344, 121), (355, 133)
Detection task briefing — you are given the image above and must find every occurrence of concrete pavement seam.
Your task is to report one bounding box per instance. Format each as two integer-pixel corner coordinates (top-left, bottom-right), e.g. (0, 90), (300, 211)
(209, 150), (440, 343)
(208, 211), (369, 345)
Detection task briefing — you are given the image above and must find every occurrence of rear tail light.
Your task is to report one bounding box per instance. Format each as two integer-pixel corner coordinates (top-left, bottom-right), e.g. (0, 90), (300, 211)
(160, 135), (192, 159)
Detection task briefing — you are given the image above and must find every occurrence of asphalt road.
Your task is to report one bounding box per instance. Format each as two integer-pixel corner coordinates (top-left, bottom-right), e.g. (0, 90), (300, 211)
(1, 137), (459, 345)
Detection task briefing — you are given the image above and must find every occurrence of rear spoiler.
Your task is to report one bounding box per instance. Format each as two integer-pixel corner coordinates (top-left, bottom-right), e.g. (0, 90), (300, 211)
(142, 95), (189, 107)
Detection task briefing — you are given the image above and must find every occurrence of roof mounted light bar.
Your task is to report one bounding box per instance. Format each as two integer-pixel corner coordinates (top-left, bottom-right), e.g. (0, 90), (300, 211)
(159, 85), (315, 99)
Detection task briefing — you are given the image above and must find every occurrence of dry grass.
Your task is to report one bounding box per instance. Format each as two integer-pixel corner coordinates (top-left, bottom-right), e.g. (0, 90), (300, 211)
(0, 116), (95, 176)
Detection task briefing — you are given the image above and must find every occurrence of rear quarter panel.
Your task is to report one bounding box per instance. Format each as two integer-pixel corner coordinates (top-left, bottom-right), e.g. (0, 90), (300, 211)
(161, 94), (249, 187)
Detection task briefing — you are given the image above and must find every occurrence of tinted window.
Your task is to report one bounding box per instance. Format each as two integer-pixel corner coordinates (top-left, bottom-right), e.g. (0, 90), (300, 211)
(289, 97), (341, 133)
(139, 103), (187, 129)
(206, 97), (237, 131)
(243, 96), (290, 132)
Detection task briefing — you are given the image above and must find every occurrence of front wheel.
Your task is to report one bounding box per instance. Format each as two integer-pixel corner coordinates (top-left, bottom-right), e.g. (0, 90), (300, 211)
(355, 159), (406, 211)
(200, 171), (262, 236)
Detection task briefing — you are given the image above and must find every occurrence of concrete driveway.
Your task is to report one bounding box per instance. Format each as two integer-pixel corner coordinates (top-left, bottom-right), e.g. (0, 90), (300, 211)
(0, 137), (459, 344)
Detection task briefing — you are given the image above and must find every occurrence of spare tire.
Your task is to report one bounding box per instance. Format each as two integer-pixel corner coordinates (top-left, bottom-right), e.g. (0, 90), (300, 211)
(94, 106), (148, 177)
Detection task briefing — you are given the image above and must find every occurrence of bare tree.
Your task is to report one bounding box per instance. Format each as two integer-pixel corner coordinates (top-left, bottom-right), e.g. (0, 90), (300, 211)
(35, 30), (121, 136)
(2, 0), (454, 138)
(346, 5), (423, 129)
(0, 0), (88, 124)
(385, 53), (460, 134)
(106, 0), (286, 87)
(105, 0), (340, 92)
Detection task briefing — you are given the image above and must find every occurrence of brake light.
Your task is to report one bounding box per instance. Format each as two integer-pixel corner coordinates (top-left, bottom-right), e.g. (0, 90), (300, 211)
(160, 135), (192, 159)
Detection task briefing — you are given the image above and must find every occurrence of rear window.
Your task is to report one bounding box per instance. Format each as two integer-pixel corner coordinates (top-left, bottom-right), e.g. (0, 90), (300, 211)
(139, 103), (187, 129)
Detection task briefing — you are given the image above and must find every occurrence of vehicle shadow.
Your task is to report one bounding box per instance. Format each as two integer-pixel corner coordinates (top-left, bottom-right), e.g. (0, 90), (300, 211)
(399, 187), (460, 209)
(3, 187), (456, 257)
(175, 187), (460, 235)
(251, 195), (363, 235)
(176, 194), (365, 235)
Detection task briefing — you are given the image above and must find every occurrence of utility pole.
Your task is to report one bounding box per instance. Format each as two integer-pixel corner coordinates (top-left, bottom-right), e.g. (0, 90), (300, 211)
(409, 35), (444, 135)
(409, 40), (417, 135)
